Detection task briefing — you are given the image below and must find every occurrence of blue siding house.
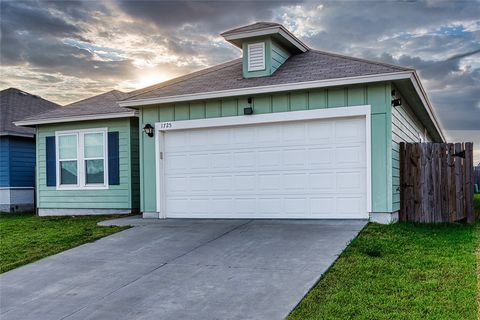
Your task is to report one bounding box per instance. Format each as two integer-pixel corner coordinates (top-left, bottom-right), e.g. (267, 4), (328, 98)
(0, 88), (59, 212)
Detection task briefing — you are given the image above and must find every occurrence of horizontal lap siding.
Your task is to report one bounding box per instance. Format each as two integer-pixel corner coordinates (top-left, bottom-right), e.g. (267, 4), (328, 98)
(9, 137), (36, 187)
(0, 137), (10, 187)
(391, 89), (430, 211)
(0, 136), (36, 188)
(140, 84), (392, 213)
(271, 41), (290, 72)
(36, 119), (134, 209)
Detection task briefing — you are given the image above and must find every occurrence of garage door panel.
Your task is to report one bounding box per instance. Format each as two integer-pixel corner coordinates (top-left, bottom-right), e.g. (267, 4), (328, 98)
(307, 122), (334, 140)
(162, 116), (367, 219)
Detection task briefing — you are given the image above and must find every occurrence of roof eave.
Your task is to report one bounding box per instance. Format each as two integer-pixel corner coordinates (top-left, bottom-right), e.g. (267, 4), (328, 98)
(222, 26), (309, 53)
(120, 71), (413, 108)
(14, 111), (138, 127)
(408, 72), (446, 142)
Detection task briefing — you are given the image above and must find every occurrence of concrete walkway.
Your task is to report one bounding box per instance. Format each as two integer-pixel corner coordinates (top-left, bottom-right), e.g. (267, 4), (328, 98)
(0, 217), (366, 320)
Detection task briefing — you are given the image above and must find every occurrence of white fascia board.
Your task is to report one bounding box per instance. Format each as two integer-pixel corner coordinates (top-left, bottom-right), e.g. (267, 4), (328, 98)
(223, 26), (309, 52)
(409, 72), (446, 142)
(0, 132), (34, 138)
(14, 111), (138, 126)
(120, 71), (412, 108)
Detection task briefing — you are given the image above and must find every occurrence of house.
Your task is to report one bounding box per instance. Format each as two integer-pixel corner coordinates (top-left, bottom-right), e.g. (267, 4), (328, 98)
(120, 22), (444, 223)
(15, 90), (140, 215)
(0, 88), (60, 212)
(16, 22), (444, 223)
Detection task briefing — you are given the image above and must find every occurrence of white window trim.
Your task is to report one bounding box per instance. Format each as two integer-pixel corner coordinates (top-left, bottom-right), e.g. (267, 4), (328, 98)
(154, 105), (372, 219)
(247, 42), (266, 71)
(55, 128), (109, 190)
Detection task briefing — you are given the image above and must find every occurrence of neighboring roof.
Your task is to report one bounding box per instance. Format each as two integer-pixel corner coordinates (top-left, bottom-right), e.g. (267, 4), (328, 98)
(122, 49), (411, 104)
(221, 21), (309, 53)
(15, 90), (137, 126)
(0, 88), (60, 137)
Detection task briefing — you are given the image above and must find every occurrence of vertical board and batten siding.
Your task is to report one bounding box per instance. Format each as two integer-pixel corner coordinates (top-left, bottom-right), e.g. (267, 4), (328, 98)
(391, 89), (430, 212)
(0, 136), (36, 188)
(139, 83), (393, 213)
(36, 118), (138, 209)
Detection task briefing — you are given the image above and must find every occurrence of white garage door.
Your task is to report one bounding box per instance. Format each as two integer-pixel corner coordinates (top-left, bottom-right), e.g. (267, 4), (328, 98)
(162, 116), (367, 219)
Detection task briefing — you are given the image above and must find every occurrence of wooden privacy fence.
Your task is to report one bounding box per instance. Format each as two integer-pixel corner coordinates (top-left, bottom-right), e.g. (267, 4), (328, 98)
(400, 142), (474, 223)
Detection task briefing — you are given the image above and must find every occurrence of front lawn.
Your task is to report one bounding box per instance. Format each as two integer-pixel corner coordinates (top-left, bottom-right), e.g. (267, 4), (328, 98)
(290, 222), (478, 319)
(0, 213), (128, 273)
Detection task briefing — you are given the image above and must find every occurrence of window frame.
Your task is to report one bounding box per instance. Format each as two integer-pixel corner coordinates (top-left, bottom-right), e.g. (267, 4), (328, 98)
(55, 128), (109, 190)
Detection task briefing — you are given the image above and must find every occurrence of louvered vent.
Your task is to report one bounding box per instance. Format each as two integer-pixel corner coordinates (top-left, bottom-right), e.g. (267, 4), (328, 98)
(247, 42), (265, 71)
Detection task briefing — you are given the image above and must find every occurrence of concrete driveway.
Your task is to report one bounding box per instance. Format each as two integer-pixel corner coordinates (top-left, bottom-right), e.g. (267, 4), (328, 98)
(0, 217), (366, 320)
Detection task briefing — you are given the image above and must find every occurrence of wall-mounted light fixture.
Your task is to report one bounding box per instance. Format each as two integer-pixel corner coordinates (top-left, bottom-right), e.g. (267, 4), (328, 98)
(244, 97), (254, 115)
(143, 123), (154, 137)
(391, 98), (402, 107)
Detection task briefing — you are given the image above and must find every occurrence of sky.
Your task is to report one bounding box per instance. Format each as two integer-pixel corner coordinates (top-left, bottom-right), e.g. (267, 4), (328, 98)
(1, 0), (479, 162)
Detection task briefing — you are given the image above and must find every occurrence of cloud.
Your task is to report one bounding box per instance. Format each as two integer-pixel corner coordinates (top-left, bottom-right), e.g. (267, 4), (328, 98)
(0, 0), (479, 153)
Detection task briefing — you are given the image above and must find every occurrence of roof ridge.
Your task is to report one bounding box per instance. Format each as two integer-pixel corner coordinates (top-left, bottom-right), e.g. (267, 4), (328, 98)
(123, 58), (242, 101)
(309, 49), (413, 71)
(220, 21), (281, 36)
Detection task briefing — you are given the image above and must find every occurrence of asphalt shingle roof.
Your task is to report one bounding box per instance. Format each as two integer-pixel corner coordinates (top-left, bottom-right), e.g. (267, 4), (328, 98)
(0, 88), (60, 136)
(20, 90), (133, 123)
(125, 49), (412, 102)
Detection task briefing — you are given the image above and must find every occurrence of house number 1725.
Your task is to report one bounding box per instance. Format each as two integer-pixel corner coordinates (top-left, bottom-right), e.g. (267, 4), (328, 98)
(160, 122), (172, 129)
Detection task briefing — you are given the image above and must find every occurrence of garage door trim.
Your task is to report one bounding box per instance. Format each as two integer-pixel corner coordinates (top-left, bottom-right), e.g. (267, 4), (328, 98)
(154, 105), (371, 218)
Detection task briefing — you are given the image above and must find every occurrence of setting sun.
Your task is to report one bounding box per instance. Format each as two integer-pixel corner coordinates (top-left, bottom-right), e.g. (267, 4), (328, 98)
(136, 72), (170, 88)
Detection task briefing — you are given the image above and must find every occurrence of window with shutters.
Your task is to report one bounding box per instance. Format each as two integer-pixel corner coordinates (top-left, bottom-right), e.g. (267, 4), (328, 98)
(55, 128), (108, 189)
(247, 42), (266, 71)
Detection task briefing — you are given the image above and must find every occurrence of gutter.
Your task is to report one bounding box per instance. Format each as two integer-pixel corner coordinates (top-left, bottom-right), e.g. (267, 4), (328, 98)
(14, 111), (138, 127)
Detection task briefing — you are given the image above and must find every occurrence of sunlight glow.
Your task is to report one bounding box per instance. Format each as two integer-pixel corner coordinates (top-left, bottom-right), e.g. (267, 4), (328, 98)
(136, 73), (170, 88)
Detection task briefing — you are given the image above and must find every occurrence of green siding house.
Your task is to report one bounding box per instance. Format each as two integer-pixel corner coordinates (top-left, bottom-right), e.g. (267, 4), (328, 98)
(17, 22), (444, 223)
(16, 90), (140, 215)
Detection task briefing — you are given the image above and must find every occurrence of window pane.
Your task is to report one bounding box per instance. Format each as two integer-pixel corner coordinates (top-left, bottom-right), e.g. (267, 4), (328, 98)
(84, 133), (104, 158)
(58, 135), (77, 159)
(60, 161), (77, 185)
(86, 159), (104, 184)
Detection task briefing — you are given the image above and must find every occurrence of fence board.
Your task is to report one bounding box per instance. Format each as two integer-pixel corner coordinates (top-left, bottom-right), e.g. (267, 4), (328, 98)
(465, 143), (474, 223)
(400, 142), (474, 223)
(455, 143), (464, 221)
(447, 144), (456, 221)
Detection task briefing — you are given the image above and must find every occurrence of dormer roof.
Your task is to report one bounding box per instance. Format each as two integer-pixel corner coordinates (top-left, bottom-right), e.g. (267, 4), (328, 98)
(221, 22), (309, 54)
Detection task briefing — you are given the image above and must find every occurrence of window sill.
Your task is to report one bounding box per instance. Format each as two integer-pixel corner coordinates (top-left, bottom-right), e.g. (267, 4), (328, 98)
(56, 185), (109, 191)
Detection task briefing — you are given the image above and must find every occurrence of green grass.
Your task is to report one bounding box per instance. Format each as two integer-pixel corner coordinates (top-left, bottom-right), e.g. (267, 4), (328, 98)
(0, 213), (128, 273)
(289, 206), (480, 319)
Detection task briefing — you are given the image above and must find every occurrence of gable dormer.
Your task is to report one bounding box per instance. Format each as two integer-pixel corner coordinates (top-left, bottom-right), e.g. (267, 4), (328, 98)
(221, 22), (309, 79)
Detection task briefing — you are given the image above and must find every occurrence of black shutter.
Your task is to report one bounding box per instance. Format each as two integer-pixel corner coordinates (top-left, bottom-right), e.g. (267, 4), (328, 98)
(45, 136), (56, 186)
(108, 132), (120, 185)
